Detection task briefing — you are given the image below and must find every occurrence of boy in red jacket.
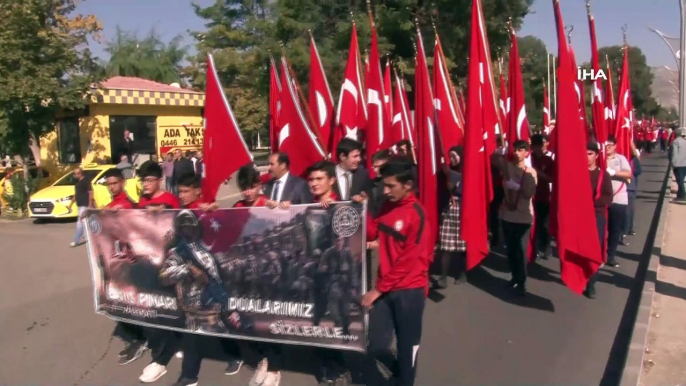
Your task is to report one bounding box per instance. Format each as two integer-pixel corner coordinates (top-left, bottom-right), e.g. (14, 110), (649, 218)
(364, 157), (433, 386)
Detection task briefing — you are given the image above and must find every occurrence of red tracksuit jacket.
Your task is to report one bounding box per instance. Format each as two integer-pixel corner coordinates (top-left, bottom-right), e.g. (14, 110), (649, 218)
(367, 193), (434, 294)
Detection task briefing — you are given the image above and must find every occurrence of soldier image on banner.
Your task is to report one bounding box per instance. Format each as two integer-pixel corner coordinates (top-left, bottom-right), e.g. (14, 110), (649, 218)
(85, 202), (367, 352)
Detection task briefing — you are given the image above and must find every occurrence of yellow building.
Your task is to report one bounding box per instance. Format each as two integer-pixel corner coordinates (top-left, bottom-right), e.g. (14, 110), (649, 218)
(41, 76), (205, 181)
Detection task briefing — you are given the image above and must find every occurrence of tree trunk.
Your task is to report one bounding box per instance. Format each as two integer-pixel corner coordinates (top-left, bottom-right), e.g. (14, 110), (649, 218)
(28, 133), (41, 167)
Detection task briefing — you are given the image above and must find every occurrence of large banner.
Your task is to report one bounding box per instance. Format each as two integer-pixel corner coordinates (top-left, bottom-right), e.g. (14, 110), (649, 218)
(84, 203), (367, 352)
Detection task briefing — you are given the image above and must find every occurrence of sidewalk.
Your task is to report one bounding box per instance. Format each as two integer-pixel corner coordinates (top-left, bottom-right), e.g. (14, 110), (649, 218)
(640, 176), (686, 385)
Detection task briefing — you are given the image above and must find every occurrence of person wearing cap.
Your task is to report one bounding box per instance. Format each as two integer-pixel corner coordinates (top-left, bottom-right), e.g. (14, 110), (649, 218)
(584, 142), (614, 298)
(670, 128), (686, 200)
(605, 135), (632, 268)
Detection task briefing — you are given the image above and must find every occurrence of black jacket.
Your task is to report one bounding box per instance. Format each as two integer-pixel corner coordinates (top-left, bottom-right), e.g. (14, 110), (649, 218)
(264, 173), (313, 204)
(173, 158), (195, 183)
(333, 166), (372, 200)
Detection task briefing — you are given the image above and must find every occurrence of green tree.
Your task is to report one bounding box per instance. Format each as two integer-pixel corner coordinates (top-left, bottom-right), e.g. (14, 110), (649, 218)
(514, 35), (549, 130)
(599, 45), (659, 117)
(185, 0), (534, 140)
(0, 0), (102, 173)
(103, 27), (188, 84)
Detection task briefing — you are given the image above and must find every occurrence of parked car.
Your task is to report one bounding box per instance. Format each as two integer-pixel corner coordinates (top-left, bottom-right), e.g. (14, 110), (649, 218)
(28, 164), (140, 219)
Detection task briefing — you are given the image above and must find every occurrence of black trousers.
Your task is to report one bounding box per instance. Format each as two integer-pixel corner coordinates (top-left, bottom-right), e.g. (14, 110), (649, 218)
(368, 288), (426, 386)
(586, 211), (607, 290)
(607, 203), (627, 264)
(147, 328), (180, 366)
(501, 220), (531, 286)
(113, 322), (145, 344)
(674, 167), (686, 199)
(489, 187), (504, 246)
(533, 201), (551, 257)
(180, 334), (240, 380)
(624, 192), (637, 235)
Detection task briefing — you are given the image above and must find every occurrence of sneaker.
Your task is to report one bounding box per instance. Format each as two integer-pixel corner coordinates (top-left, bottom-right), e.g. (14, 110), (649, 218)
(171, 378), (198, 386)
(436, 277), (448, 289)
(262, 371), (282, 386)
(139, 362), (167, 383)
(118, 341), (147, 365)
(606, 261), (620, 268)
(70, 242), (77, 247)
(628, 231), (636, 236)
(249, 358), (269, 386)
(514, 284), (527, 297)
(583, 289), (596, 299)
(175, 351), (183, 359)
(224, 359), (243, 375)
(619, 238), (629, 246)
(506, 279), (517, 289)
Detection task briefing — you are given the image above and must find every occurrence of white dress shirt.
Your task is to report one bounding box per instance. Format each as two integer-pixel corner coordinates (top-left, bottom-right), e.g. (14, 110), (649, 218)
(272, 172), (290, 202)
(335, 165), (352, 200)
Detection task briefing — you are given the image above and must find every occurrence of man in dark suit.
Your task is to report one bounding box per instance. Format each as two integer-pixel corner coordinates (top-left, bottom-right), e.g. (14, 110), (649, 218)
(172, 149), (194, 195)
(264, 152), (313, 209)
(333, 138), (371, 201)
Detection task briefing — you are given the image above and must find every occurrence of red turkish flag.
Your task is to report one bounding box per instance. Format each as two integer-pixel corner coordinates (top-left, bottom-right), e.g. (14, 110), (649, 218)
(570, 45), (590, 138)
(269, 57), (282, 154)
(506, 30), (530, 154)
(605, 58), (616, 132)
(401, 77), (416, 146)
(202, 54), (252, 202)
(333, 23), (367, 162)
(390, 70), (411, 146)
(588, 11), (608, 198)
(434, 35), (464, 154)
(551, 0), (602, 294)
(309, 35), (335, 155)
(415, 28), (439, 243)
(365, 22), (391, 170)
(499, 72), (509, 138)
(384, 59), (393, 120)
(278, 57), (326, 177)
(462, 0), (498, 270)
(614, 46), (633, 159)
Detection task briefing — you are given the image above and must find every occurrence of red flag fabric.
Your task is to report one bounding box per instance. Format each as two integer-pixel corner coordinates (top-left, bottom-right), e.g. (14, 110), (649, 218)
(384, 59), (393, 121)
(434, 35), (464, 154)
(391, 70), (412, 146)
(588, 11), (608, 198)
(401, 78), (416, 146)
(551, 0), (602, 294)
(309, 35), (335, 155)
(499, 71), (509, 138)
(202, 54), (253, 202)
(415, 28), (439, 243)
(279, 57), (326, 177)
(506, 30), (530, 153)
(462, 0), (498, 270)
(543, 83), (551, 134)
(614, 46), (633, 159)
(365, 21), (391, 171)
(569, 45), (589, 138)
(269, 57), (282, 154)
(333, 23), (367, 162)
(605, 58), (616, 135)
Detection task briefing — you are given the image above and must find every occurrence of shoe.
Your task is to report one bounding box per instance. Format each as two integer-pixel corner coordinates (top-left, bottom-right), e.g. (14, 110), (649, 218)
(455, 275), (467, 285)
(249, 358), (268, 386)
(515, 285), (527, 297)
(139, 362), (167, 383)
(224, 359), (243, 375)
(436, 277), (448, 289)
(619, 238), (629, 246)
(171, 378), (198, 386)
(262, 371), (282, 386)
(118, 341), (147, 365)
(606, 261), (620, 268)
(70, 242), (77, 247)
(628, 231), (636, 236)
(583, 289), (596, 299)
(506, 279), (517, 288)
(175, 351), (183, 359)
(318, 371), (351, 386)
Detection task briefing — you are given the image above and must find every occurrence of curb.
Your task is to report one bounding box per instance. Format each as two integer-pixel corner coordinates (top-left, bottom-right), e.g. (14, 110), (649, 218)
(619, 163), (672, 386)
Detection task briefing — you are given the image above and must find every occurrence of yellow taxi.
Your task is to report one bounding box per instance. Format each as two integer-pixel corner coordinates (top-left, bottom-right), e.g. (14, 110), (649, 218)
(28, 164), (141, 219)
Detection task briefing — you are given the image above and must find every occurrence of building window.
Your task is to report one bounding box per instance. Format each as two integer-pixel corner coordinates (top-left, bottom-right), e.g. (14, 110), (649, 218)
(58, 117), (81, 164)
(110, 116), (156, 163)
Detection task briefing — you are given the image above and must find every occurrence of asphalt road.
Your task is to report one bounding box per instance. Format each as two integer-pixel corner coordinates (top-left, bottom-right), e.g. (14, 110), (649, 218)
(0, 155), (668, 386)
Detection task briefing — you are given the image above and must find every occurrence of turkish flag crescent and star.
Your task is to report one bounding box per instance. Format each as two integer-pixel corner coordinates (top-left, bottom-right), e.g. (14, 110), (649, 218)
(462, 0), (497, 270)
(365, 21), (390, 172)
(434, 35), (464, 153)
(506, 30), (530, 154)
(309, 35), (335, 155)
(202, 54), (253, 202)
(551, 0), (602, 294)
(278, 57), (326, 177)
(333, 22), (367, 162)
(614, 46), (634, 160)
(415, 28), (439, 244)
(390, 69), (410, 146)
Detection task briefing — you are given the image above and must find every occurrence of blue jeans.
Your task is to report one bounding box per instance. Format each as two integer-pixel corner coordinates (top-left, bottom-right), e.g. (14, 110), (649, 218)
(73, 206), (88, 244)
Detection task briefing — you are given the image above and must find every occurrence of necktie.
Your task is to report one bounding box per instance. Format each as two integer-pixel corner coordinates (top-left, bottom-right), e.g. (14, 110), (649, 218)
(344, 172), (352, 200)
(271, 180), (281, 201)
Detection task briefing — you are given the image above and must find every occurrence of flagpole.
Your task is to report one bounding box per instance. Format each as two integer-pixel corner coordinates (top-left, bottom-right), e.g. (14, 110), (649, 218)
(553, 54), (557, 118)
(547, 53), (551, 113)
